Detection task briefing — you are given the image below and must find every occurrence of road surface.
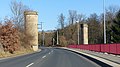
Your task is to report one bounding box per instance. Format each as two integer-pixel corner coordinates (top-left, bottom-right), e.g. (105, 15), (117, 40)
(0, 47), (107, 67)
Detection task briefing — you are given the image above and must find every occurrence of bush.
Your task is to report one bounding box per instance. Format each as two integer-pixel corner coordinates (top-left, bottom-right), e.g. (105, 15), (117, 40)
(59, 36), (68, 47)
(0, 21), (20, 53)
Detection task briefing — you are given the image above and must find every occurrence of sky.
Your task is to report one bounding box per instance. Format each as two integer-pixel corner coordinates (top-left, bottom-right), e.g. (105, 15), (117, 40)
(0, 0), (120, 31)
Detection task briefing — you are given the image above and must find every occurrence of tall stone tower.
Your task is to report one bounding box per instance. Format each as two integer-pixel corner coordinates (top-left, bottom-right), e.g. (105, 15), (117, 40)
(24, 11), (38, 51)
(80, 23), (88, 44)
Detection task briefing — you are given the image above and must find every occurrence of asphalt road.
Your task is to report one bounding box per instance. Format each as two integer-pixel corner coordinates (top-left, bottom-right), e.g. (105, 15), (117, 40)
(0, 47), (102, 67)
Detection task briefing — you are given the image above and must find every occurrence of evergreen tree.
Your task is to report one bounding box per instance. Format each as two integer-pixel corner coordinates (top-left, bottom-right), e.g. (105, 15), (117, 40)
(111, 10), (120, 43)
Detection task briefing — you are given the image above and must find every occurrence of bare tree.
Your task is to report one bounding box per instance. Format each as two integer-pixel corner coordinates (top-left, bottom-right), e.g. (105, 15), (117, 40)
(87, 13), (103, 44)
(106, 5), (119, 21)
(58, 13), (65, 29)
(76, 14), (86, 22)
(68, 10), (77, 25)
(10, 1), (31, 31)
(10, 1), (33, 49)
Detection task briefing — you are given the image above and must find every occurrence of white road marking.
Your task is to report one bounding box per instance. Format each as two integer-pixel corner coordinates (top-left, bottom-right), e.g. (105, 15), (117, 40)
(26, 63), (34, 67)
(42, 55), (46, 58)
(49, 52), (51, 54)
(51, 50), (53, 52)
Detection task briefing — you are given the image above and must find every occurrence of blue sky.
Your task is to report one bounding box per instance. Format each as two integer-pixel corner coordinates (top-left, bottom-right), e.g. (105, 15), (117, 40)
(0, 0), (120, 31)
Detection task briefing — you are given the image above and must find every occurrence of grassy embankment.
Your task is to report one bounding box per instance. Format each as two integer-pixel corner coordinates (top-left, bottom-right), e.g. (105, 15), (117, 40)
(0, 48), (34, 58)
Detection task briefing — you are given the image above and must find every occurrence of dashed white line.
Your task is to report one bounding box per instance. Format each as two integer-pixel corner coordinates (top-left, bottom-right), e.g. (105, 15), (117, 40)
(51, 50), (53, 52)
(49, 52), (51, 54)
(26, 63), (34, 67)
(42, 55), (46, 58)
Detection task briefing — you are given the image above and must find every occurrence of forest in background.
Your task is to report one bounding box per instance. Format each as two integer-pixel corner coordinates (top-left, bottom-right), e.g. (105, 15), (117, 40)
(39, 5), (120, 47)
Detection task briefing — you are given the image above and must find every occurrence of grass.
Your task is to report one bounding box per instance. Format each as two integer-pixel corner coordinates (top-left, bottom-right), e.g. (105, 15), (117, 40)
(0, 48), (34, 58)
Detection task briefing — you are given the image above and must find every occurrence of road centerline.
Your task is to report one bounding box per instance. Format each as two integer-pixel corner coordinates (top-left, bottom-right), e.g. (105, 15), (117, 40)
(42, 55), (46, 58)
(26, 63), (34, 67)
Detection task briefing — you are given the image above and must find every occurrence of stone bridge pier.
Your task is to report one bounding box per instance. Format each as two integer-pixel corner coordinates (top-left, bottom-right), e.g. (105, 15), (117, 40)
(79, 23), (88, 44)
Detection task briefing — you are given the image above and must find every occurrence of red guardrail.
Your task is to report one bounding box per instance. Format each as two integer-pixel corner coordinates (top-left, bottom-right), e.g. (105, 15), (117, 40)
(117, 44), (120, 54)
(68, 44), (120, 55)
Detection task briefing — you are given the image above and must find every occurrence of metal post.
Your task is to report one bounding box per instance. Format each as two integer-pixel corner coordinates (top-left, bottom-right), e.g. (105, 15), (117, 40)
(41, 22), (43, 30)
(53, 38), (55, 46)
(57, 30), (59, 45)
(42, 30), (45, 46)
(39, 22), (45, 46)
(103, 0), (106, 44)
(76, 21), (80, 45)
(38, 22), (44, 46)
(78, 22), (80, 45)
(41, 30), (44, 46)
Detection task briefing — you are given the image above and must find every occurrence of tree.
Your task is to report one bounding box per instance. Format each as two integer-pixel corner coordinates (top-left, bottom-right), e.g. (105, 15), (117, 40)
(10, 1), (34, 49)
(10, 0), (31, 31)
(87, 13), (103, 44)
(111, 10), (120, 43)
(58, 13), (65, 29)
(0, 20), (20, 53)
(59, 36), (67, 47)
(105, 5), (119, 43)
(68, 10), (77, 25)
(76, 14), (86, 22)
(106, 5), (119, 21)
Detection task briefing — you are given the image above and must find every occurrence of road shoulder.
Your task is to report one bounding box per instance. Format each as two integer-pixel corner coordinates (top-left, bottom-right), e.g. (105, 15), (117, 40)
(60, 47), (120, 67)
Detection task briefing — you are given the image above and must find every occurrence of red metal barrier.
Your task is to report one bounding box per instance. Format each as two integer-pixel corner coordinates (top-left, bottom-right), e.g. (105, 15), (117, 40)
(95, 45), (101, 52)
(68, 45), (77, 48)
(67, 43), (120, 55)
(76, 45), (80, 49)
(110, 44), (117, 54)
(117, 44), (120, 54)
(109, 44), (117, 54)
(104, 44), (110, 53)
(89, 45), (92, 51)
(100, 44), (104, 52)
(92, 45), (95, 51)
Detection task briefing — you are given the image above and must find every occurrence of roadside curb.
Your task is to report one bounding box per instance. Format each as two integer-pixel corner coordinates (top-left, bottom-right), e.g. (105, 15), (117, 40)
(61, 47), (120, 67)
(77, 49), (120, 64)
